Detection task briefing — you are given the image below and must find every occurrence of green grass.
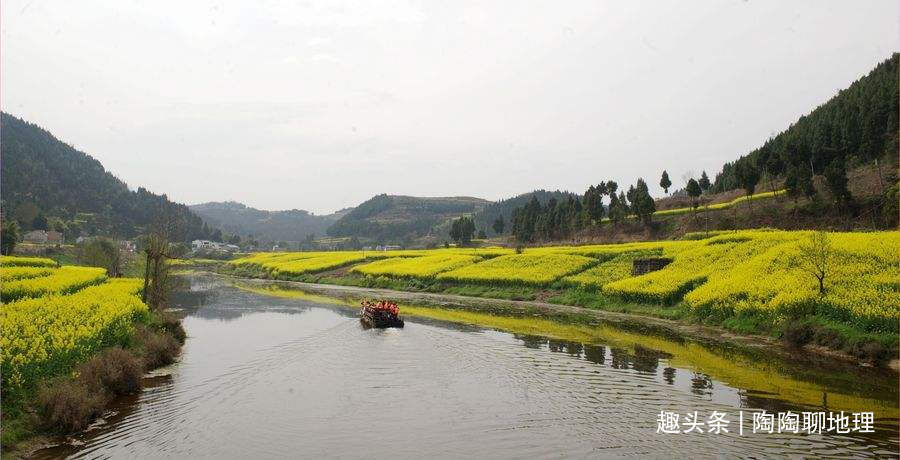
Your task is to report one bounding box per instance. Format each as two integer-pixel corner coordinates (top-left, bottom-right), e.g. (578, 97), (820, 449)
(547, 288), (689, 320)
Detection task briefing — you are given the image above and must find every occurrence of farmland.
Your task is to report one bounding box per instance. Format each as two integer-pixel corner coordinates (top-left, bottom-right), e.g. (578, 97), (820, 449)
(220, 229), (900, 357)
(0, 256), (186, 449)
(1, 265), (108, 302)
(0, 258), (150, 398)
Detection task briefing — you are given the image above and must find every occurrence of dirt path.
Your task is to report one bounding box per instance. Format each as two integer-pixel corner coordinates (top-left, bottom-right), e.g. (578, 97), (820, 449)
(223, 274), (895, 372)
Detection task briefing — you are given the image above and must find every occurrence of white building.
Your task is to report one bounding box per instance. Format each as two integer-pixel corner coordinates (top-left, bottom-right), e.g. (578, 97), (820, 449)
(192, 240), (239, 252)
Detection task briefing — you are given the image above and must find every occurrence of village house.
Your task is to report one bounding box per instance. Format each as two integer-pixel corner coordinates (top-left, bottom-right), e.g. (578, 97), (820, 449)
(376, 245), (402, 251)
(23, 230), (63, 244)
(192, 239), (239, 252)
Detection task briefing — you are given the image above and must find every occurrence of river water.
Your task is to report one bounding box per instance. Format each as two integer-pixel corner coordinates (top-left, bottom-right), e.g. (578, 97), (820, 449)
(34, 274), (898, 458)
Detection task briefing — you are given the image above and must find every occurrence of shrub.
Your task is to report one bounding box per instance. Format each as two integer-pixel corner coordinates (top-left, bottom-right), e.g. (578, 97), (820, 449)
(76, 347), (143, 396)
(134, 326), (180, 370)
(36, 379), (105, 434)
(155, 311), (187, 344)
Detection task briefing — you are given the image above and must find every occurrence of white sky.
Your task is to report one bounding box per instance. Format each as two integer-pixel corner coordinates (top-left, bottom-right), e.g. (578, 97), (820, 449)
(2, 0), (897, 214)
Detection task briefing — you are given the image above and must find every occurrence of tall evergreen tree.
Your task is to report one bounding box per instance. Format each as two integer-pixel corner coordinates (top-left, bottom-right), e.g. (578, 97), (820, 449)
(698, 171), (710, 192)
(629, 179), (656, 226)
(659, 170), (672, 195)
(686, 178), (702, 211)
(492, 215), (505, 235)
(734, 160), (761, 211)
(823, 157), (852, 205)
(784, 166), (801, 206)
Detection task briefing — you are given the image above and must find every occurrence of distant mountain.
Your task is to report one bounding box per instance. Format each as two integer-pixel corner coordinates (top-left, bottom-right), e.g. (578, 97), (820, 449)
(189, 201), (346, 242)
(326, 194), (490, 243)
(474, 190), (579, 236)
(0, 112), (211, 242)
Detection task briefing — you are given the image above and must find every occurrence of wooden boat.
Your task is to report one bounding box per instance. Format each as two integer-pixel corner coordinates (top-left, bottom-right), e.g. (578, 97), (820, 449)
(360, 300), (404, 328)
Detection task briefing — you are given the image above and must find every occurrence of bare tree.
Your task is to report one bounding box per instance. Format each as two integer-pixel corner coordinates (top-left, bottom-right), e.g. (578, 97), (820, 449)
(141, 212), (183, 309)
(796, 231), (833, 295)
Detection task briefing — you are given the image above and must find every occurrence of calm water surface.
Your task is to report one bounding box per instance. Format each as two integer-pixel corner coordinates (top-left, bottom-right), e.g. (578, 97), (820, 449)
(34, 275), (899, 459)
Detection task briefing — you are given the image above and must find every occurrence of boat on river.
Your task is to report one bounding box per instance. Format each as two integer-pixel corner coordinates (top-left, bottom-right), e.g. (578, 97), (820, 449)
(360, 300), (404, 328)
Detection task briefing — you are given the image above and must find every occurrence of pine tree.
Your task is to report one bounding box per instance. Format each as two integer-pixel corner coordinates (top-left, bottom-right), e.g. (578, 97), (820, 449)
(734, 160), (760, 211)
(823, 157), (852, 205)
(784, 166), (800, 206)
(698, 171), (710, 192)
(492, 215), (505, 235)
(686, 178), (702, 211)
(659, 170), (672, 195)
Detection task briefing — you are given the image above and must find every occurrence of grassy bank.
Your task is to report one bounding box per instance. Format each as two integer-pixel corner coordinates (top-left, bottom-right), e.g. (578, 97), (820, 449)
(216, 229), (900, 363)
(0, 257), (186, 454)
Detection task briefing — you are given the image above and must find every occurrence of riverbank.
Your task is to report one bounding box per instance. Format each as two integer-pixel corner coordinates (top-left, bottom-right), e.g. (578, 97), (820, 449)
(33, 273), (898, 458)
(221, 273), (899, 371)
(0, 256), (188, 458)
(222, 274), (899, 424)
(216, 230), (900, 365)
(1, 309), (186, 459)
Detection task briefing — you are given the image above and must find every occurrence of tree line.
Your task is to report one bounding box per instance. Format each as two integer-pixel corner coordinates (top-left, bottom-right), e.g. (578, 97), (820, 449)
(507, 178), (656, 243)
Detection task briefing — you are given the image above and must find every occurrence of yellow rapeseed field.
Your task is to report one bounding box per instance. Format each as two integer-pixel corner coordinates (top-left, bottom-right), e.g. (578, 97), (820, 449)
(352, 254), (483, 278)
(229, 230), (899, 331)
(0, 255), (57, 267)
(0, 266), (54, 282)
(1, 266), (107, 302)
(437, 253), (597, 286)
(0, 260), (149, 396)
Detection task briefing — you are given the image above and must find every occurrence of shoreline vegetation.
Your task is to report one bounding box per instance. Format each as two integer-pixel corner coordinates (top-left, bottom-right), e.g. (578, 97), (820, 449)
(0, 256), (186, 457)
(211, 229), (899, 366)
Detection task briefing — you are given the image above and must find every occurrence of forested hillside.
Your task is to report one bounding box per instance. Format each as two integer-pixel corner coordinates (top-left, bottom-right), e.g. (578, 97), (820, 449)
(0, 113), (212, 241)
(713, 53), (898, 193)
(473, 190), (579, 237)
(327, 194), (489, 243)
(190, 201), (345, 242)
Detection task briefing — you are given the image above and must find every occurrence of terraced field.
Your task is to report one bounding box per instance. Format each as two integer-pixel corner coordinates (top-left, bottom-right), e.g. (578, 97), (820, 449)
(230, 230), (900, 335)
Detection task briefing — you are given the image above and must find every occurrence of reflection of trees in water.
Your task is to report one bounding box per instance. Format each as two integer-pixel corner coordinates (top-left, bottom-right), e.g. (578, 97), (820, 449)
(548, 339), (583, 358)
(663, 367), (676, 385)
(610, 348), (630, 369)
(513, 335), (672, 372)
(691, 372), (714, 397)
(171, 289), (216, 309)
(583, 344), (606, 365)
(632, 345), (671, 374)
(514, 334), (547, 349)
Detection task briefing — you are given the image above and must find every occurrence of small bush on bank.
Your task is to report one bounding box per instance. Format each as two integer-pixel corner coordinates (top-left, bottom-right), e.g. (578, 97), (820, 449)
(76, 347), (143, 396)
(36, 379), (105, 434)
(154, 310), (187, 344)
(781, 321), (814, 348)
(134, 326), (180, 370)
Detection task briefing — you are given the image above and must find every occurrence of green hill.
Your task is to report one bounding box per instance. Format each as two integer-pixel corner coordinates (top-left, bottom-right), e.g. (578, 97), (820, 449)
(0, 112), (212, 242)
(326, 194), (490, 243)
(189, 201), (345, 243)
(713, 53), (898, 193)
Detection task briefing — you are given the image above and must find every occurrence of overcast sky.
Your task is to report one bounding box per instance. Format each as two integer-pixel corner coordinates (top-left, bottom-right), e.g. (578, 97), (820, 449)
(2, 1), (897, 214)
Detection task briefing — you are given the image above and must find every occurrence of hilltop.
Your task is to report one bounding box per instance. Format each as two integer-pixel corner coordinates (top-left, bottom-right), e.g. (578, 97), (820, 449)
(326, 194), (490, 244)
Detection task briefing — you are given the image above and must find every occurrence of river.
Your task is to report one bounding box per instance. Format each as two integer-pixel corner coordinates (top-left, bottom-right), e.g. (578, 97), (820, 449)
(34, 274), (899, 458)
